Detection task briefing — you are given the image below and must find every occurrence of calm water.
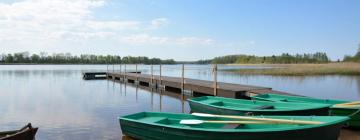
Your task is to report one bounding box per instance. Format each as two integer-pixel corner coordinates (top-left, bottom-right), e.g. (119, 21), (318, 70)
(0, 65), (360, 140)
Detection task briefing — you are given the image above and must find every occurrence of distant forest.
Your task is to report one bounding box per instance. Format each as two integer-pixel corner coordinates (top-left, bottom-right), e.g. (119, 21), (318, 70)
(0, 52), (176, 64)
(198, 52), (330, 64)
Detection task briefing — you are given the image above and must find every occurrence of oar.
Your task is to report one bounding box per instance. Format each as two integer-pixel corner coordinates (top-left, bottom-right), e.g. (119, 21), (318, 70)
(180, 120), (276, 125)
(191, 113), (323, 125)
(333, 104), (360, 108)
(333, 101), (360, 107)
(344, 101), (360, 105)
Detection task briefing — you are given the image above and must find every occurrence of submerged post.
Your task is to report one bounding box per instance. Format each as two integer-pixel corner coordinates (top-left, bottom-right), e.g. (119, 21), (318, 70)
(213, 64), (218, 96)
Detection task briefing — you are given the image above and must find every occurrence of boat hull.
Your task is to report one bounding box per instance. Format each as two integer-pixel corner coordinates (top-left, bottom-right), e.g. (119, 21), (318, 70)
(0, 123), (38, 140)
(189, 100), (330, 116)
(120, 113), (345, 140)
(331, 107), (360, 129)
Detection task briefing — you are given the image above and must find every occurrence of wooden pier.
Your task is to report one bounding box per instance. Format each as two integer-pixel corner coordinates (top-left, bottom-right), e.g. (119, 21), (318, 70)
(107, 72), (275, 98)
(83, 64), (296, 98)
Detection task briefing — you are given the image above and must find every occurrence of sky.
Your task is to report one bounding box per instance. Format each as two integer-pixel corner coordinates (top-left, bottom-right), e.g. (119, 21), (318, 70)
(0, 0), (359, 61)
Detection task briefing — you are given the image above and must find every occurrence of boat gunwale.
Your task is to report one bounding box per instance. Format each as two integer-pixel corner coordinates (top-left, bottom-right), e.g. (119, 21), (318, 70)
(252, 93), (348, 104)
(188, 96), (331, 112)
(119, 112), (349, 133)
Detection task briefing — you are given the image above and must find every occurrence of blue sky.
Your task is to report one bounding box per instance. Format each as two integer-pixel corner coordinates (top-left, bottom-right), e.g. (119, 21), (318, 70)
(0, 0), (359, 61)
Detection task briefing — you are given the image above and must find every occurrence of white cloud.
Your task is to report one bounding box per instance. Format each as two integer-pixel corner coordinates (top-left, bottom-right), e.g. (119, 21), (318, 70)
(117, 34), (215, 46)
(175, 37), (214, 46)
(0, 0), (216, 51)
(150, 18), (169, 29)
(53, 31), (116, 42)
(118, 34), (169, 45)
(0, 0), (108, 41)
(85, 20), (140, 31)
(0, 0), (146, 41)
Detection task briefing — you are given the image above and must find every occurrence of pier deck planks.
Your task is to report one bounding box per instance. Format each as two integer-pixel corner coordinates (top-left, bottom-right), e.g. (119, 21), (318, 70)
(106, 72), (276, 98)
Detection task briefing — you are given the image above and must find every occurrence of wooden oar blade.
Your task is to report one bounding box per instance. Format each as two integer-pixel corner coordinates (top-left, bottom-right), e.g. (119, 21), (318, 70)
(180, 120), (203, 125)
(191, 113), (217, 117)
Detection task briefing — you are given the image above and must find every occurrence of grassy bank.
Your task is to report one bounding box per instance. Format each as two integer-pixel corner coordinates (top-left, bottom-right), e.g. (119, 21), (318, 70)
(224, 63), (360, 76)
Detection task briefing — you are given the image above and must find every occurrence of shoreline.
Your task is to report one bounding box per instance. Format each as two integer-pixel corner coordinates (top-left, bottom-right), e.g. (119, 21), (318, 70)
(223, 63), (360, 76)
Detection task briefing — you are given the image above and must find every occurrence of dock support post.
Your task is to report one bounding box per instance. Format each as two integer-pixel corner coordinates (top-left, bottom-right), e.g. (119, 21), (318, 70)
(213, 64), (218, 96)
(181, 64), (185, 95)
(112, 64), (115, 72)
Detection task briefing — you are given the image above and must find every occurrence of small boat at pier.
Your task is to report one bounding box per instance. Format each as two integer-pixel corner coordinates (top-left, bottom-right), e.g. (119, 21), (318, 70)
(119, 112), (348, 140)
(252, 93), (360, 128)
(188, 96), (331, 116)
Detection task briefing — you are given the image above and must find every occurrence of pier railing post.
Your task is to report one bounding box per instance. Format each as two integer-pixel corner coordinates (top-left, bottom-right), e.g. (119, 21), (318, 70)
(181, 64), (185, 95)
(159, 64), (162, 88)
(119, 64), (122, 81)
(119, 64), (122, 73)
(213, 64), (218, 96)
(151, 64), (154, 87)
(124, 64), (127, 82)
(106, 63), (109, 73)
(135, 64), (138, 82)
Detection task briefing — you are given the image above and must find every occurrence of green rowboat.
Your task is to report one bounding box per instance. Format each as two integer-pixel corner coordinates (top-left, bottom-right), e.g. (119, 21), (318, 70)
(251, 93), (360, 128)
(119, 112), (349, 140)
(188, 96), (331, 116)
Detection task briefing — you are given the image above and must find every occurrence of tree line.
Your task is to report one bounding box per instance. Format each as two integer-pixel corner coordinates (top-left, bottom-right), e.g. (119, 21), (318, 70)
(0, 52), (176, 64)
(343, 47), (360, 62)
(5, 51), (360, 64)
(207, 52), (330, 64)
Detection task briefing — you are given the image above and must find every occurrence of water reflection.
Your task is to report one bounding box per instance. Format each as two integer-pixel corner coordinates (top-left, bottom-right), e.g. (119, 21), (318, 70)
(0, 65), (359, 140)
(0, 65), (191, 139)
(356, 77), (360, 96)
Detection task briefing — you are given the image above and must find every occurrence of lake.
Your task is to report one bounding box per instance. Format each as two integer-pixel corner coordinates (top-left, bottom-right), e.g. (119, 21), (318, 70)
(0, 65), (359, 139)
